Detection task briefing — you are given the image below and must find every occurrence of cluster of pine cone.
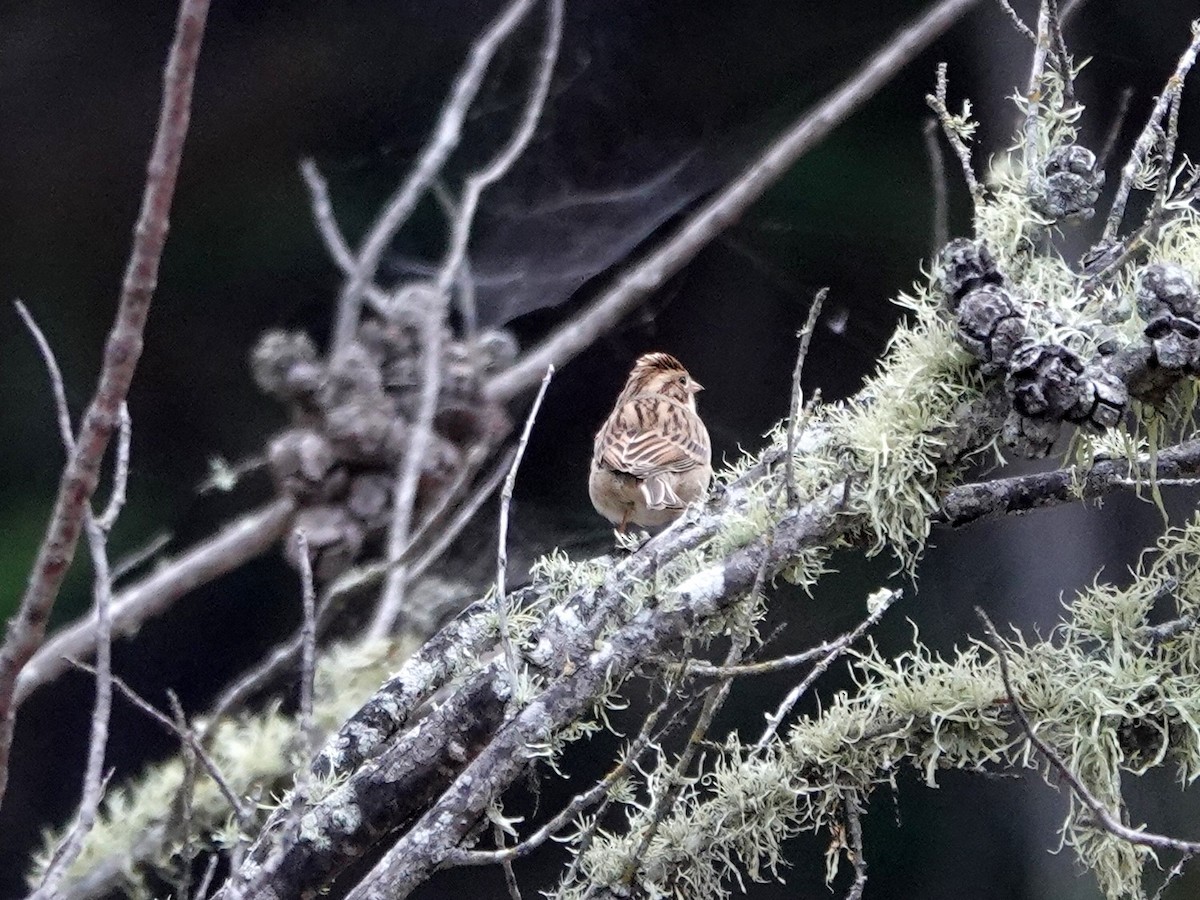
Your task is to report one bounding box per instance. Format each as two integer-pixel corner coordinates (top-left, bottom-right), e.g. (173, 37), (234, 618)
(933, 139), (1200, 456)
(940, 242), (1200, 457)
(251, 299), (515, 579)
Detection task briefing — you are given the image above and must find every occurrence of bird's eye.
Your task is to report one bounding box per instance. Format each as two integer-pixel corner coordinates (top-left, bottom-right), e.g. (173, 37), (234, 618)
(677, 375), (687, 385)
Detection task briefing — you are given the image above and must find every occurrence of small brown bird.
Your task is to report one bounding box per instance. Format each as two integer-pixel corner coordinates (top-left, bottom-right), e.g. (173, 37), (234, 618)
(589, 352), (712, 531)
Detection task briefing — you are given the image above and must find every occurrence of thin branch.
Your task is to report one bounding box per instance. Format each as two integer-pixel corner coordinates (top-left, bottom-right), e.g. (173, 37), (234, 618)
(330, 444), (515, 624)
(1142, 614), (1197, 647)
(329, 0), (541, 356)
(1023, 2), (1053, 184)
(1096, 86), (1134, 173)
(195, 855), (220, 900)
(18, 301), (126, 893)
(1103, 22), (1200, 242)
(445, 695), (671, 867)
(0, 0), (210, 809)
(619, 630), (751, 889)
(16, 499), (295, 708)
(430, 181), (480, 337)
(38, 500), (116, 900)
(1152, 90), (1184, 217)
(925, 62), (983, 203)
(786, 289), (827, 505)
(843, 793), (868, 900)
(200, 631), (305, 741)
(496, 365), (554, 698)
(295, 530), (317, 758)
(298, 158), (390, 315)
(169, 693), (200, 900)
(755, 588), (903, 749)
(494, 821), (523, 900)
(1150, 853), (1193, 900)
(686, 628), (880, 679)
(436, 0), (563, 298)
(923, 118), (949, 254)
(994, 0), (1036, 43)
(1046, 0), (1075, 109)
(111, 530), (172, 583)
(79, 662), (252, 827)
(370, 286), (445, 639)
(22, 311), (122, 899)
(14, 300), (74, 451)
(978, 609), (1200, 857)
(488, 0), (984, 401)
(936, 437), (1200, 528)
(97, 404), (132, 531)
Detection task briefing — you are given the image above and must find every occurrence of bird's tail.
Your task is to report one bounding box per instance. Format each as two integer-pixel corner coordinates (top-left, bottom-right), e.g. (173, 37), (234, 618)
(640, 474), (682, 510)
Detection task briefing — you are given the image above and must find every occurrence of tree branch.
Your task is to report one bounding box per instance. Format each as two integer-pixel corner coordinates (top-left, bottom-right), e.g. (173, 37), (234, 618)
(0, 0), (210, 809)
(487, 0), (984, 401)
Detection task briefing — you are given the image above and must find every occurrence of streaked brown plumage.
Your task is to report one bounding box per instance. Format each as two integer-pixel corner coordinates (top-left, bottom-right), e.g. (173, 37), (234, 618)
(589, 352), (712, 531)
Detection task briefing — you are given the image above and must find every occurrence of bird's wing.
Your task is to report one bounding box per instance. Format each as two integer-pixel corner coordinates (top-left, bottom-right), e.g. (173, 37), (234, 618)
(596, 395), (709, 480)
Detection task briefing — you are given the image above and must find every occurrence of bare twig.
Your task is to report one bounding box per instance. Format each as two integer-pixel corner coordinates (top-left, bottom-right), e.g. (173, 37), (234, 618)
(409, 450), (515, 585)
(843, 794), (868, 900)
(111, 531), (172, 583)
(1046, 0), (1075, 109)
(295, 530), (317, 758)
(978, 609), (1200, 856)
(1141, 614), (1197, 647)
(497, 365), (554, 698)
(80, 662), (252, 827)
(755, 588), (902, 749)
(1023, 2), (1053, 184)
(169, 693), (200, 900)
(298, 158), (390, 315)
(405, 442), (493, 550)
(1096, 86), (1134, 173)
(36, 504), (117, 900)
(196, 854), (220, 900)
(923, 118), (949, 253)
(786, 289), (827, 505)
(686, 627), (882, 679)
(618, 629), (751, 890)
(488, 0), (984, 401)
(16, 499), (295, 708)
(494, 821), (523, 900)
(926, 62), (983, 203)
(436, 0), (563, 299)
(330, 0), (541, 356)
(1153, 90), (1184, 217)
(328, 445), (514, 618)
(1103, 23), (1200, 242)
(18, 301), (121, 900)
(1150, 853), (1193, 900)
(1060, 0), (1089, 22)
(994, 0), (1036, 43)
(370, 286), (445, 639)
(200, 632), (305, 741)
(430, 181), (480, 337)
(0, 0), (210, 809)
(97, 404), (132, 531)
(445, 696), (671, 868)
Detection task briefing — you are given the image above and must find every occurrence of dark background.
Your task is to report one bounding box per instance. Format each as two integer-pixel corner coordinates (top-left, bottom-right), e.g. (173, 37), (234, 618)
(2, 1), (1200, 897)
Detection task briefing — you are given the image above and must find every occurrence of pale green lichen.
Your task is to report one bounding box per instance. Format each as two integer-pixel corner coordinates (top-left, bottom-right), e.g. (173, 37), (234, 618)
(30, 635), (411, 897)
(561, 518), (1200, 900)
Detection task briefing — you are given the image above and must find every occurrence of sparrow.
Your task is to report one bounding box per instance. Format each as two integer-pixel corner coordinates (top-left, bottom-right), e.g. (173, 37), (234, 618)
(589, 352), (712, 531)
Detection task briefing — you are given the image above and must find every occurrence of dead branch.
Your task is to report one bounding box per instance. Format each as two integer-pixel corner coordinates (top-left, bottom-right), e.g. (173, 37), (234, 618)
(0, 0), (211, 809)
(487, 0), (985, 402)
(329, 0), (541, 356)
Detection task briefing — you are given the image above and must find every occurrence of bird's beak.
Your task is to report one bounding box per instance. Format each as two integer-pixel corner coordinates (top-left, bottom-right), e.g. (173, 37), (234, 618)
(691, 380), (704, 393)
